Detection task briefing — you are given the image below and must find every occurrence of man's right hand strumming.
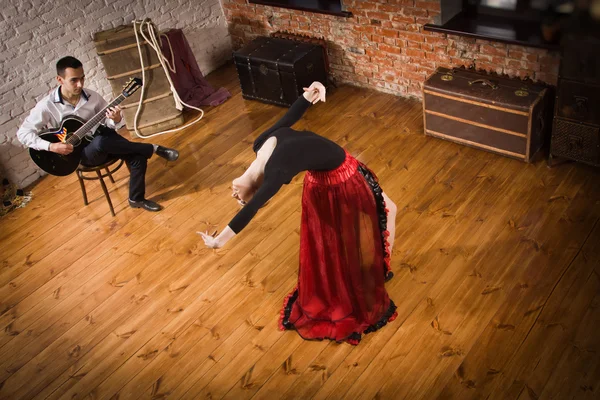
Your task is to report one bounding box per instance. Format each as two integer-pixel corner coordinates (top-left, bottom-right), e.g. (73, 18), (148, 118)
(49, 142), (74, 155)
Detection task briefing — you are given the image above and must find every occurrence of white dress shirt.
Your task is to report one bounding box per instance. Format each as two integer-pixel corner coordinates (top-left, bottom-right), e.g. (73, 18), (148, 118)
(16, 86), (125, 151)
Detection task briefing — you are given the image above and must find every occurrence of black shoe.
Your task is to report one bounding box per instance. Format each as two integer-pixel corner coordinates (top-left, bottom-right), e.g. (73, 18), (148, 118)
(128, 199), (162, 212)
(155, 146), (179, 162)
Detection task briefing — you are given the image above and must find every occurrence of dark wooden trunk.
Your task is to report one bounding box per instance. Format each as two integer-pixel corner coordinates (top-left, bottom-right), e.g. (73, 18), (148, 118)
(233, 37), (328, 107)
(423, 67), (552, 162)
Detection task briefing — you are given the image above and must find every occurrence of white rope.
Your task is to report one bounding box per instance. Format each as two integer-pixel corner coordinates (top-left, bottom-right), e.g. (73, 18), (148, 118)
(131, 18), (204, 138)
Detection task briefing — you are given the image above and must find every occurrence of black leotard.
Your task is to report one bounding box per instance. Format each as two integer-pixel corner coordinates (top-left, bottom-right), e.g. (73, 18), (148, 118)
(228, 96), (346, 233)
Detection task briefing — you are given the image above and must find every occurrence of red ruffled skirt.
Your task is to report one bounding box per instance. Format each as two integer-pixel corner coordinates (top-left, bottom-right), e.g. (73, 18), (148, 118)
(279, 151), (397, 345)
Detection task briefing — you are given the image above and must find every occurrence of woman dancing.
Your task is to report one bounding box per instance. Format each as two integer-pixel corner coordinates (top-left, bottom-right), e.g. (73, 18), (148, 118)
(199, 82), (398, 345)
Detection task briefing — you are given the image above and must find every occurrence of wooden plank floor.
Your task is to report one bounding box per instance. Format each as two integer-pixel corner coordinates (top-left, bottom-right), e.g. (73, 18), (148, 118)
(1, 63), (599, 400)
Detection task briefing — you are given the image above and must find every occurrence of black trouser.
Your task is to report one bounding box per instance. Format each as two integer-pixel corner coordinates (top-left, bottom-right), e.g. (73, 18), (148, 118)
(80, 126), (154, 201)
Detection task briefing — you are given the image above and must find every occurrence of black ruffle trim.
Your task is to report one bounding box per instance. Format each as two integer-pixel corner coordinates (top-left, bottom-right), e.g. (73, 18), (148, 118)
(363, 300), (397, 335)
(281, 289), (397, 345)
(358, 164), (393, 282)
(281, 289), (298, 330)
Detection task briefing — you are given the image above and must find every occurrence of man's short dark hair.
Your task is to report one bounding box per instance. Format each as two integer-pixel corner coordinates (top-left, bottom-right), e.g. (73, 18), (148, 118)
(56, 56), (82, 77)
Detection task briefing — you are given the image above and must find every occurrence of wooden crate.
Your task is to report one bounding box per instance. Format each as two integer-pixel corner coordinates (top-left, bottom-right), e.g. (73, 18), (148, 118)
(94, 25), (183, 137)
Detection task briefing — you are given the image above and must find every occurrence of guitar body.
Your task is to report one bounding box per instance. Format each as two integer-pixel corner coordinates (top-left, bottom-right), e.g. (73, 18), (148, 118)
(29, 116), (93, 176)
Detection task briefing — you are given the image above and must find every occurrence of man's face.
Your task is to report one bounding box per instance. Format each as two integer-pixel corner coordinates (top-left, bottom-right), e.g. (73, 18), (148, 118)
(57, 67), (85, 97)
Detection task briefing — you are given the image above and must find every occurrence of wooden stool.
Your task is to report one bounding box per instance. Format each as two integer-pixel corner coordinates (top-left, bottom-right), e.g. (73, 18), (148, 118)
(76, 158), (125, 217)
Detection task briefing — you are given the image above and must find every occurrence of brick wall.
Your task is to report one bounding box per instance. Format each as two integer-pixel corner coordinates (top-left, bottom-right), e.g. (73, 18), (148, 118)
(221, 0), (560, 98)
(0, 0), (232, 189)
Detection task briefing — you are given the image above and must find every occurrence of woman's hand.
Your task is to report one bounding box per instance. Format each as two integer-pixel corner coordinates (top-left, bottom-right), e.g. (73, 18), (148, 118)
(197, 226), (236, 249)
(198, 231), (222, 248)
(303, 81), (326, 104)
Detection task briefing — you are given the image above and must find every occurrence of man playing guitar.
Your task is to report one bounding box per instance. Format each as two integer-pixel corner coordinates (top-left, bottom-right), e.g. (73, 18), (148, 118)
(17, 56), (179, 212)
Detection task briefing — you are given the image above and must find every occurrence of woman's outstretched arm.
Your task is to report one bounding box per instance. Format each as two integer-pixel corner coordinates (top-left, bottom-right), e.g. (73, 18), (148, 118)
(252, 82), (326, 152)
(198, 177), (285, 249)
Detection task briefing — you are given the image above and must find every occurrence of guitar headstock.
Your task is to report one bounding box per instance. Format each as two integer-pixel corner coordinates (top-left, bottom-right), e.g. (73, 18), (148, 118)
(121, 78), (143, 97)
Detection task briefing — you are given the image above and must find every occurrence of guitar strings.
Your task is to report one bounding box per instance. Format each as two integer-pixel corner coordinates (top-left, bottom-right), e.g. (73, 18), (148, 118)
(65, 96), (125, 145)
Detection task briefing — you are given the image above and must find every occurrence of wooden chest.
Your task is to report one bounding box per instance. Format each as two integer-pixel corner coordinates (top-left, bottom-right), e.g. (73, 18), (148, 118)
(423, 68), (552, 162)
(233, 37), (327, 107)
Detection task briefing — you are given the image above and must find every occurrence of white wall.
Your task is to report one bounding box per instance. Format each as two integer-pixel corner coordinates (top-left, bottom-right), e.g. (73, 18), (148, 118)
(0, 0), (232, 188)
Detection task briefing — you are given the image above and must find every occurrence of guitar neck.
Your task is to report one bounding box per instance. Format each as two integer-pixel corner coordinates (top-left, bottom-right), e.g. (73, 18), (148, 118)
(67, 94), (126, 143)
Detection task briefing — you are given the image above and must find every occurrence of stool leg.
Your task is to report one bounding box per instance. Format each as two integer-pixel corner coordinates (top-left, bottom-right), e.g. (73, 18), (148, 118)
(106, 167), (116, 183)
(77, 170), (88, 206)
(96, 170), (116, 217)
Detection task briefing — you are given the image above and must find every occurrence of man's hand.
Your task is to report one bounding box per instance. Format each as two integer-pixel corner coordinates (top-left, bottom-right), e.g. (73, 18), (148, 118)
(49, 142), (73, 155)
(106, 106), (122, 123)
(303, 81), (326, 104)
